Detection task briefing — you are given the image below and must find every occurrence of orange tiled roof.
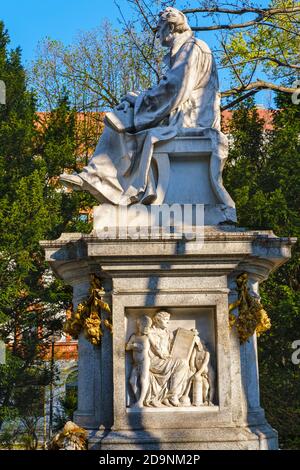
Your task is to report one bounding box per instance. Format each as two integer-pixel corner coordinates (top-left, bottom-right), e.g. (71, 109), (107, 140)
(42, 340), (78, 361)
(221, 108), (274, 133)
(36, 109), (274, 133)
(35, 111), (105, 129)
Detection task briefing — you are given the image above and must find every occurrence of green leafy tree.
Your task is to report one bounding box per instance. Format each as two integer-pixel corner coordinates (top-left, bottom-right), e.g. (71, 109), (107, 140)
(53, 388), (78, 433)
(121, 0), (300, 108)
(223, 99), (266, 221)
(0, 22), (93, 444)
(224, 94), (300, 449)
(30, 21), (159, 112)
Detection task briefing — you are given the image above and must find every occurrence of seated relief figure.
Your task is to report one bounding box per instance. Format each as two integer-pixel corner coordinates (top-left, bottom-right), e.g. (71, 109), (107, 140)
(180, 335), (212, 406)
(126, 311), (213, 408)
(59, 7), (222, 207)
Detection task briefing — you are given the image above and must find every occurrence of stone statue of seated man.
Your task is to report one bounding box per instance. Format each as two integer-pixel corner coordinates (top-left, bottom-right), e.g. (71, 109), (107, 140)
(59, 7), (221, 207)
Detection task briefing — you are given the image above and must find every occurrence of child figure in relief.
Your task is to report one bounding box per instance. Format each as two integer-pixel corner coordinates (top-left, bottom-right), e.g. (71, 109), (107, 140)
(126, 315), (152, 408)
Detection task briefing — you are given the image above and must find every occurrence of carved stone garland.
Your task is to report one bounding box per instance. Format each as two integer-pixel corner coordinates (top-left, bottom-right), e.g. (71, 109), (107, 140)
(64, 274), (112, 346)
(229, 273), (271, 344)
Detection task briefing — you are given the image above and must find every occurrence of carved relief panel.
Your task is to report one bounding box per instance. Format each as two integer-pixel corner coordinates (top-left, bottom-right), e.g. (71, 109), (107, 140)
(125, 307), (217, 409)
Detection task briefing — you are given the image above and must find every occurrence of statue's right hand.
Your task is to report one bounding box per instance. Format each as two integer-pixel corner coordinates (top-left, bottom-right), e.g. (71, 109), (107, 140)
(116, 100), (130, 112)
(120, 92), (138, 106)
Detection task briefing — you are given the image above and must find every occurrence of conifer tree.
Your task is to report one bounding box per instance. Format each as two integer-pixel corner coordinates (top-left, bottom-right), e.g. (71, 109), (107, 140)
(257, 93), (300, 450)
(0, 23), (92, 441)
(224, 95), (300, 449)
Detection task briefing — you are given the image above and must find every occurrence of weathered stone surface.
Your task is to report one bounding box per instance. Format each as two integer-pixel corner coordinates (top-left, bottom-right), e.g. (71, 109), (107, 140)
(41, 226), (295, 449)
(42, 7), (295, 450)
(59, 8), (236, 225)
(88, 424), (278, 450)
(41, 6), (296, 450)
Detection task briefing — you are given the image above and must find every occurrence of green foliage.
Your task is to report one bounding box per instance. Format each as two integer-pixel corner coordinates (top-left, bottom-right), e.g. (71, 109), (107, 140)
(0, 22), (94, 443)
(0, 22), (36, 184)
(30, 21), (160, 112)
(224, 94), (300, 449)
(36, 96), (77, 177)
(259, 281), (300, 449)
(0, 421), (20, 449)
(220, 0), (300, 97)
(53, 388), (78, 432)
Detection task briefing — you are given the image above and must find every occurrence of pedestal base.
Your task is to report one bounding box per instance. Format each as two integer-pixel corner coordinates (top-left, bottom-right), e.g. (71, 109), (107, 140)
(88, 424), (278, 450)
(41, 226), (296, 451)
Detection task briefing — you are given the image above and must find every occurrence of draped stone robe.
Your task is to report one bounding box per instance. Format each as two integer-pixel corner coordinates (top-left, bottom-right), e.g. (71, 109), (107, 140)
(144, 326), (190, 405)
(79, 30), (221, 205)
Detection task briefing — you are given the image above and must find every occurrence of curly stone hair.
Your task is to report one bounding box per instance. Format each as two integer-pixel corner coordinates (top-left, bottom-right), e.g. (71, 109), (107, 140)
(157, 7), (191, 34)
(152, 310), (171, 324)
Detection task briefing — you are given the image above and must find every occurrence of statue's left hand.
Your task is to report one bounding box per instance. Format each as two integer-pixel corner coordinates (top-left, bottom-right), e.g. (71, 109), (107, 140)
(120, 92), (138, 106)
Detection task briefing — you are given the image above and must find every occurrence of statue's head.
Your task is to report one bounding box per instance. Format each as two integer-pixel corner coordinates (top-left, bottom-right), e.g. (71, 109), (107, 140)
(137, 315), (152, 334)
(156, 7), (191, 47)
(152, 310), (171, 330)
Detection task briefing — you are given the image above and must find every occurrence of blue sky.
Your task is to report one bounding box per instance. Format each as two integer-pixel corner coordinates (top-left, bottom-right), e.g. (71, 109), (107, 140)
(1, 0), (127, 66)
(2, 0), (261, 65)
(1, 0), (273, 106)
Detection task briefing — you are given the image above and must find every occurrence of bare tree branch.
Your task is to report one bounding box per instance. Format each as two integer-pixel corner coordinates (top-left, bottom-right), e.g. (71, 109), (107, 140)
(126, 0), (156, 32)
(221, 38), (245, 87)
(220, 56), (300, 71)
(182, 5), (300, 32)
(191, 18), (263, 31)
(261, 21), (300, 38)
(115, 2), (160, 81)
(221, 89), (260, 111)
(222, 79), (299, 98)
(182, 6), (300, 16)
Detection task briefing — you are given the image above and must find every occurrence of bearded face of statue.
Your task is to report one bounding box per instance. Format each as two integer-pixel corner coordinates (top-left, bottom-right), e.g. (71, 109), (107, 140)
(156, 19), (174, 48)
(153, 312), (170, 330)
(155, 8), (191, 48)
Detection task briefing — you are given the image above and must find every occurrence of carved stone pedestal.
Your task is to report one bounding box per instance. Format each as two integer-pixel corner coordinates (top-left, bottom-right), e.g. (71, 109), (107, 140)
(41, 226), (295, 450)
